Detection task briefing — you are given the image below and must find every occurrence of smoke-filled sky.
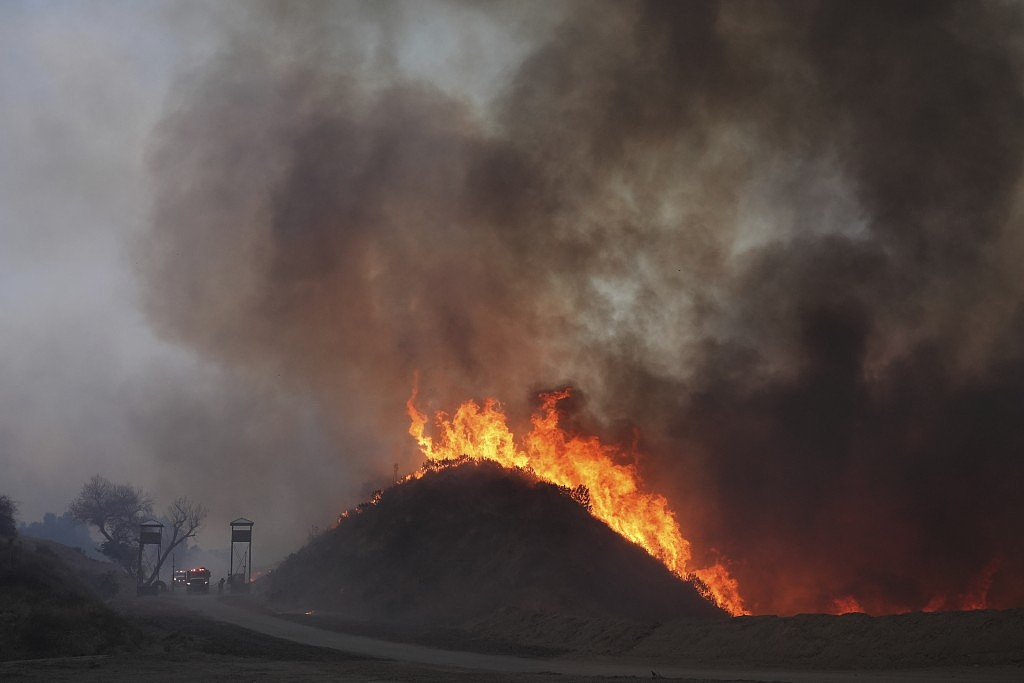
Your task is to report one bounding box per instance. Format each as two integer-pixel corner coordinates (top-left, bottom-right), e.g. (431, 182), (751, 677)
(3, 0), (1024, 615)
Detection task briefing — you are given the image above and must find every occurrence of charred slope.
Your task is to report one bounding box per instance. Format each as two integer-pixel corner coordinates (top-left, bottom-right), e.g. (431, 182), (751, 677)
(269, 461), (724, 624)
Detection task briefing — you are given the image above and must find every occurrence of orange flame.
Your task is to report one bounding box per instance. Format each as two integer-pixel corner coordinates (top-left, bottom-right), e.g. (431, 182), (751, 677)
(865, 556), (1004, 615)
(406, 385), (748, 615)
(958, 556), (1002, 611)
(832, 595), (865, 614)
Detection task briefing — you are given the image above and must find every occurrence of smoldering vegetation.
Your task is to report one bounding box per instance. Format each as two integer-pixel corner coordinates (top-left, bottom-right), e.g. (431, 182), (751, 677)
(141, 0), (1024, 614)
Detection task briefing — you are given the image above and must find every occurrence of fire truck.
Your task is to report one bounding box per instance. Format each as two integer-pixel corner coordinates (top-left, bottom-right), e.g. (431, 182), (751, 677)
(185, 567), (211, 594)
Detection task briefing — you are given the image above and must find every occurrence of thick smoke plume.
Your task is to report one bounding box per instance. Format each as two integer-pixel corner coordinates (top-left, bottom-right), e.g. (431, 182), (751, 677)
(142, 0), (1024, 614)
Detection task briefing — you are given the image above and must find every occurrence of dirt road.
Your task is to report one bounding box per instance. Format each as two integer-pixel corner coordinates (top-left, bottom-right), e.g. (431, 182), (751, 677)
(183, 594), (1022, 683)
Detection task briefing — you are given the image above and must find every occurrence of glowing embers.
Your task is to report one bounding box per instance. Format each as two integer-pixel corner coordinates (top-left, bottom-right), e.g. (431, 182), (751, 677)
(407, 386), (748, 616)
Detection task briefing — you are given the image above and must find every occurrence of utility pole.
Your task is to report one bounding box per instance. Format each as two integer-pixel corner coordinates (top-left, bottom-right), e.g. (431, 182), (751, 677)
(393, 463), (399, 485)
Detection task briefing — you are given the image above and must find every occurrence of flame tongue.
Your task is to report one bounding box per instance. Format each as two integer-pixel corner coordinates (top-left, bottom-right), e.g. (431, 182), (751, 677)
(407, 386), (748, 616)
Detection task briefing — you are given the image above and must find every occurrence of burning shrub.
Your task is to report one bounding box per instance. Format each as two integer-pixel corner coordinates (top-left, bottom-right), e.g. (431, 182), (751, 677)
(567, 484), (592, 512)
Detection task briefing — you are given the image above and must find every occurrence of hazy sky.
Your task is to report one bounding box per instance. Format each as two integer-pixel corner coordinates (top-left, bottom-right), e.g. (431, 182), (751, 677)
(3, 1), (1024, 615)
(0, 0), (545, 561)
(1, 1), (196, 514)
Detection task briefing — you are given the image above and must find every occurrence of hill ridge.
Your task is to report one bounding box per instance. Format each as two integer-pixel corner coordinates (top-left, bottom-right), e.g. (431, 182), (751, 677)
(268, 461), (724, 625)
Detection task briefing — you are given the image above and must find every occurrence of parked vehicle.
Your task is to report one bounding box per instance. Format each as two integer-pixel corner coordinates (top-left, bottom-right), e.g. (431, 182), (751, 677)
(186, 566), (211, 594)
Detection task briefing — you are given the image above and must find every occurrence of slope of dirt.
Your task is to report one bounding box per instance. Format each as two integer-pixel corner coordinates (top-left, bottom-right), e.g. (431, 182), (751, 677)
(628, 608), (1024, 669)
(0, 538), (141, 661)
(21, 536), (134, 596)
(267, 461), (724, 627)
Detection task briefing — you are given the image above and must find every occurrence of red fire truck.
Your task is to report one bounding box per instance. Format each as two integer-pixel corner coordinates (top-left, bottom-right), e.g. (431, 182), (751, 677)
(186, 567), (211, 594)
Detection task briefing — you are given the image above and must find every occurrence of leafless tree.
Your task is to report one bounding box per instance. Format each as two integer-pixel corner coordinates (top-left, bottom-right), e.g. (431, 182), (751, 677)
(68, 476), (207, 585)
(143, 497), (207, 585)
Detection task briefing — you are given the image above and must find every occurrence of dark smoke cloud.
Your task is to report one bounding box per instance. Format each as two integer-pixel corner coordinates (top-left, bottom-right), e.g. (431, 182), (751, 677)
(141, 0), (1024, 614)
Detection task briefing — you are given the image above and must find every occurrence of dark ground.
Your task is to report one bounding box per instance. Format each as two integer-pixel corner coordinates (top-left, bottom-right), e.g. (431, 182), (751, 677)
(6, 591), (1021, 683)
(2, 507), (1023, 682)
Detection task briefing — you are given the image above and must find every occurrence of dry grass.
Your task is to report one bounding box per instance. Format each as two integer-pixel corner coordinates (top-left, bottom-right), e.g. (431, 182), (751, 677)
(0, 540), (140, 661)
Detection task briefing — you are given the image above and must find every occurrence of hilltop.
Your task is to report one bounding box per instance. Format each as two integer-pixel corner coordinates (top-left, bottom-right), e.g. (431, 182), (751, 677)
(267, 461), (724, 628)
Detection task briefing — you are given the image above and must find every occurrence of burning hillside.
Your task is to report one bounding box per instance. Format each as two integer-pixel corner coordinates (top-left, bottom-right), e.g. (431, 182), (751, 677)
(406, 384), (745, 615)
(143, 2), (1024, 616)
(267, 461), (724, 625)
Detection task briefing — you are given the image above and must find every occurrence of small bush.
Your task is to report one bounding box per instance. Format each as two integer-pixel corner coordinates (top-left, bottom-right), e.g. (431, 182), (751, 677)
(569, 484), (593, 512)
(90, 570), (121, 598)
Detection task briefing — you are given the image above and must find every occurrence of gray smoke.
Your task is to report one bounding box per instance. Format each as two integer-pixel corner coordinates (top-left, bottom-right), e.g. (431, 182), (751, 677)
(140, 0), (1024, 614)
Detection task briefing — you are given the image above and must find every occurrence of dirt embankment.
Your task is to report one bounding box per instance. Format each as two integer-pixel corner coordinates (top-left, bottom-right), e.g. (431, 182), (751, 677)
(269, 599), (1024, 670)
(630, 608), (1024, 669)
